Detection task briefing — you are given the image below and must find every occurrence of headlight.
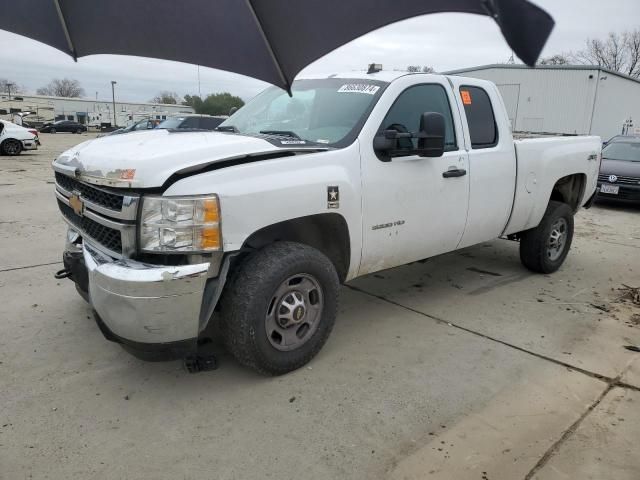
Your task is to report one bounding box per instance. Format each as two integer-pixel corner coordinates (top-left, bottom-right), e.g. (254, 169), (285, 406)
(140, 195), (221, 252)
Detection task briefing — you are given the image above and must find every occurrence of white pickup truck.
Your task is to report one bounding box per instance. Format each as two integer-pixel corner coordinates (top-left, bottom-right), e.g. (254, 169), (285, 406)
(52, 71), (601, 374)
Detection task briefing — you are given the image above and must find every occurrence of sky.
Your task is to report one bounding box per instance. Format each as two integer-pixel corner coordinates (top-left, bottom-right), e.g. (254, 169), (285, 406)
(1, 0), (639, 104)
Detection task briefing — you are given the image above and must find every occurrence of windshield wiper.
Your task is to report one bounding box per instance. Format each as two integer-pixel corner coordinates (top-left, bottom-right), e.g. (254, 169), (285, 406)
(216, 125), (238, 133)
(259, 130), (301, 139)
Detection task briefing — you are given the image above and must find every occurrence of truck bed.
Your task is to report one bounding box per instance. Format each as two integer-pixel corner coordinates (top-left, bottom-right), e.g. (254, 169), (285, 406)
(503, 135), (601, 235)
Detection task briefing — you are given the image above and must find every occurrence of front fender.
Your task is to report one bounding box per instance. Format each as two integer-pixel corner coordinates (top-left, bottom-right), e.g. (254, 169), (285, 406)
(163, 143), (363, 280)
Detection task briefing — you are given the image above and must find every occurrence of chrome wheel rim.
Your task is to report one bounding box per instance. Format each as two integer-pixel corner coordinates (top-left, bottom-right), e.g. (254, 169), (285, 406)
(265, 274), (324, 351)
(547, 217), (568, 261)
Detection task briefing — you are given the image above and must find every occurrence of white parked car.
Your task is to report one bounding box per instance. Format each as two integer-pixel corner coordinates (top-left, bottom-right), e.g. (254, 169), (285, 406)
(0, 119), (38, 155)
(52, 71), (601, 374)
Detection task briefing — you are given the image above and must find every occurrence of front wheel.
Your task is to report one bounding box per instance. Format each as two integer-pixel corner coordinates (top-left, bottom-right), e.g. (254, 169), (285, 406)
(49, 128), (56, 134)
(220, 242), (339, 375)
(1, 139), (22, 156)
(519, 200), (574, 274)
(75, 128), (83, 134)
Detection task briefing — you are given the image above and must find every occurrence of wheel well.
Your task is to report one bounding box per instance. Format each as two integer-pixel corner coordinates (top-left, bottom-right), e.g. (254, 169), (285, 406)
(242, 213), (351, 282)
(550, 174), (586, 212)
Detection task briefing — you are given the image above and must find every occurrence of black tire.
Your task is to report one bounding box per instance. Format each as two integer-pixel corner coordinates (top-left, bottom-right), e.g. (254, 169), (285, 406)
(50, 128), (56, 134)
(1, 139), (22, 156)
(75, 128), (83, 134)
(220, 241), (339, 375)
(519, 200), (574, 274)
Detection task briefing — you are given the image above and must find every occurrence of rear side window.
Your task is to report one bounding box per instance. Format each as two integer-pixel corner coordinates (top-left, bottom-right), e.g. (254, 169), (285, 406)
(200, 117), (224, 130)
(460, 86), (497, 149)
(180, 117), (201, 129)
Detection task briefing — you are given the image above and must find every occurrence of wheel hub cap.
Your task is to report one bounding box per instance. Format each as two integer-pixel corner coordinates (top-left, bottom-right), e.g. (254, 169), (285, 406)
(266, 274), (324, 351)
(547, 218), (568, 261)
(276, 292), (307, 328)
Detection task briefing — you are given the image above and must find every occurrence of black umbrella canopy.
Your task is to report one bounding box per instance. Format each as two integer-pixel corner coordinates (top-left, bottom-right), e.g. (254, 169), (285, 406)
(1, 0), (554, 93)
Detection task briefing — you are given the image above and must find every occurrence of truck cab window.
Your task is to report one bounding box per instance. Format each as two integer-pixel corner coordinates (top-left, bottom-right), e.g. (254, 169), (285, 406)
(380, 84), (457, 153)
(460, 86), (498, 149)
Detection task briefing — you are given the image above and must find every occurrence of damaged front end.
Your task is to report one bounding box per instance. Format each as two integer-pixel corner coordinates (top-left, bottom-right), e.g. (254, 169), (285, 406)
(53, 159), (225, 363)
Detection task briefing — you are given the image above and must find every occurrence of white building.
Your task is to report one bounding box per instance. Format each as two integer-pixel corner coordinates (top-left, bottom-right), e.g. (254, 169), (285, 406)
(0, 93), (194, 127)
(446, 64), (640, 140)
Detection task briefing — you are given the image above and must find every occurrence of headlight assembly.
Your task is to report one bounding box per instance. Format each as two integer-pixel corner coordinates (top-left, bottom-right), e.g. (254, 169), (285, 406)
(140, 195), (221, 253)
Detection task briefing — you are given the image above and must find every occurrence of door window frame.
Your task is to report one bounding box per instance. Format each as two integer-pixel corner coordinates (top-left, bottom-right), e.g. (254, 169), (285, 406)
(374, 82), (459, 162)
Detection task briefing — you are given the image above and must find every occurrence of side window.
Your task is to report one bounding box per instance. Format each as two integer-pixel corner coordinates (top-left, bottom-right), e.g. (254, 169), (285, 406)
(181, 117), (200, 129)
(379, 84), (457, 154)
(459, 86), (498, 149)
(200, 117), (224, 130)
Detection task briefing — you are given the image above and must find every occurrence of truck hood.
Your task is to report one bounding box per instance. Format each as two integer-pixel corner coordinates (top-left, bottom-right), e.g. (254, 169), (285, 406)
(52, 129), (321, 188)
(600, 158), (640, 178)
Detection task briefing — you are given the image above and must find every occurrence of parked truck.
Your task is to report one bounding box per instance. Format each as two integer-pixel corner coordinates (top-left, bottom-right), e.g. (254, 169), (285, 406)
(52, 71), (601, 374)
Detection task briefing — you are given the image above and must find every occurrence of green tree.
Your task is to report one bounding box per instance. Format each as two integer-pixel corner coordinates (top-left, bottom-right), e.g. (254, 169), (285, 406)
(184, 92), (244, 116)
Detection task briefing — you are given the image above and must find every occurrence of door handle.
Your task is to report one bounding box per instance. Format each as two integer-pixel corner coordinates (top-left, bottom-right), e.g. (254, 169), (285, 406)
(442, 168), (467, 178)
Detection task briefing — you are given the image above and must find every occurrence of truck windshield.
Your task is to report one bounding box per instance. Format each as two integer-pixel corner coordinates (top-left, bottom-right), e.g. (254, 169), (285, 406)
(219, 78), (387, 147)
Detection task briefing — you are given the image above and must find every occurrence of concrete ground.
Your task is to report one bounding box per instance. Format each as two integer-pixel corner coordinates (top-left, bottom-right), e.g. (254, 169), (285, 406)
(1, 133), (639, 480)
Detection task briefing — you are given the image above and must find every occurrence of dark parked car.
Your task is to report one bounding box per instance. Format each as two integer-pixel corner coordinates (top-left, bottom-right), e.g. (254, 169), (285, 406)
(156, 114), (226, 131)
(39, 120), (88, 134)
(597, 136), (640, 203)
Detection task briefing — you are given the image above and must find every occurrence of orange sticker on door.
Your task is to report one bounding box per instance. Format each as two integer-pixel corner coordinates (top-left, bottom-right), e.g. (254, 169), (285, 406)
(460, 90), (472, 105)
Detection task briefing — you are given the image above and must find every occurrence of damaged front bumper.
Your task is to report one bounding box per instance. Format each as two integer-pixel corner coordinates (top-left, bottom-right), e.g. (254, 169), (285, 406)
(63, 236), (215, 361)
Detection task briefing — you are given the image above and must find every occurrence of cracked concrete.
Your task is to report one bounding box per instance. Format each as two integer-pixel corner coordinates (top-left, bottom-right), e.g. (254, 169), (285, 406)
(1, 133), (639, 479)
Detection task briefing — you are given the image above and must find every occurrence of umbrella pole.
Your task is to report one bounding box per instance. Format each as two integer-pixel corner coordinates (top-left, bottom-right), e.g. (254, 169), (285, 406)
(243, 0), (292, 96)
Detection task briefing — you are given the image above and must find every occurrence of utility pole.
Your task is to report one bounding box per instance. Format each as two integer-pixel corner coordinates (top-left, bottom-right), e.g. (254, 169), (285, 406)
(7, 82), (15, 101)
(197, 65), (202, 99)
(111, 80), (117, 127)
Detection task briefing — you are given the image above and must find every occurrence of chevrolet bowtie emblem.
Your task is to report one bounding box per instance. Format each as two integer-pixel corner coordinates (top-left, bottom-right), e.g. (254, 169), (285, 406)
(69, 192), (84, 217)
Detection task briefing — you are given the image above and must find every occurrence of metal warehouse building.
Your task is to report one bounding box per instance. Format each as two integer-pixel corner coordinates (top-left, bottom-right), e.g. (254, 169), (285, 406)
(446, 64), (640, 141)
(0, 94), (194, 127)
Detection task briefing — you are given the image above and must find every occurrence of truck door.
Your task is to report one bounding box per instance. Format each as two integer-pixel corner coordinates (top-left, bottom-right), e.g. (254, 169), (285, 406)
(358, 78), (470, 275)
(447, 78), (517, 248)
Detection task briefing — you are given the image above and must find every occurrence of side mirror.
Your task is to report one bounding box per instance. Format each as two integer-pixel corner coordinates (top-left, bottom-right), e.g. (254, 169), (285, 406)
(229, 106), (238, 116)
(416, 112), (445, 157)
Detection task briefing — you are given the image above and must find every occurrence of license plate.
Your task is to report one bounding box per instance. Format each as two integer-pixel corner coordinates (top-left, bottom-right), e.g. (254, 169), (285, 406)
(600, 184), (619, 194)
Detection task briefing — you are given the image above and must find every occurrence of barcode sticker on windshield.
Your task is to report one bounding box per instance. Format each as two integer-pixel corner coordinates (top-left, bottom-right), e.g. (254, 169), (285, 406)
(337, 84), (380, 95)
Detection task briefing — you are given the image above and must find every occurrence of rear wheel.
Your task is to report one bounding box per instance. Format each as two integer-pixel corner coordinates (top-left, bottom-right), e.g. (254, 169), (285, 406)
(50, 128), (57, 134)
(519, 200), (574, 273)
(1, 139), (22, 156)
(75, 128), (83, 134)
(220, 242), (339, 375)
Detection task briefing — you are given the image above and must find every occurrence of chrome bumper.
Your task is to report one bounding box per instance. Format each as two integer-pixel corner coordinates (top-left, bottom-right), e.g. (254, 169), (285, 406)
(83, 243), (210, 344)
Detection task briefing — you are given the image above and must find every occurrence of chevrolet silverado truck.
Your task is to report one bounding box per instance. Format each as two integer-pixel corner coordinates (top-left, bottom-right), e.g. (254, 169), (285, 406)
(52, 71), (601, 374)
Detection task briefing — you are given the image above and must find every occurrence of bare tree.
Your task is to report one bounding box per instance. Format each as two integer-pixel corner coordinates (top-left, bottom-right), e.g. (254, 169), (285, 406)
(571, 29), (640, 78)
(538, 54), (570, 65)
(0, 79), (24, 95)
(37, 78), (85, 97)
(151, 91), (181, 104)
(422, 66), (435, 73)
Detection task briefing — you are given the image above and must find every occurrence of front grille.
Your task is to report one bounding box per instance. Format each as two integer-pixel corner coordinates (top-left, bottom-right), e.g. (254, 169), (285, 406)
(55, 172), (124, 211)
(58, 200), (123, 254)
(598, 174), (640, 185)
